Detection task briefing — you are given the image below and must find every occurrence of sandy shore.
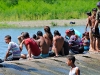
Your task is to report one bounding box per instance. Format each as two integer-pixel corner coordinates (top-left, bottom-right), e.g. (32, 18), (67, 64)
(0, 19), (86, 27)
(0, 52), (100, 75)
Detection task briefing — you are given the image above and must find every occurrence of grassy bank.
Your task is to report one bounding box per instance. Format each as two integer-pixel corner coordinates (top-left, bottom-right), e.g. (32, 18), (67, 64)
(0, 0), (99, 21)
(0, 24), (17, 28)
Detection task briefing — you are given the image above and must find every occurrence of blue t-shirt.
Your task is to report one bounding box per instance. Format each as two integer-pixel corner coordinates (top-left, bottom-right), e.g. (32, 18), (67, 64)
(8, 42), (21, 58)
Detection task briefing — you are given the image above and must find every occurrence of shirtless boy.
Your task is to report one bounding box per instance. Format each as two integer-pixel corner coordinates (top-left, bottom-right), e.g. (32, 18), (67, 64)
(37, 31), (49, 58)
(52, 30), (64, 57)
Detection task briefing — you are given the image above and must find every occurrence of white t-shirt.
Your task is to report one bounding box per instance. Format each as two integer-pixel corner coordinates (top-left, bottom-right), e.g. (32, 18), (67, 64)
(8, 42), (21, 58)
(69, 67), (79, 75)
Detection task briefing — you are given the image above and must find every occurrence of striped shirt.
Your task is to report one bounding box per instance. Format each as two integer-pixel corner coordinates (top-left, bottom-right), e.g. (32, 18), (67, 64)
(8, 42), (21, 58)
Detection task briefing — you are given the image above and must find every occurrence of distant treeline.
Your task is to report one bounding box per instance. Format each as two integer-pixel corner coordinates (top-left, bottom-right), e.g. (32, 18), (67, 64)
(0, 0), (99, 21)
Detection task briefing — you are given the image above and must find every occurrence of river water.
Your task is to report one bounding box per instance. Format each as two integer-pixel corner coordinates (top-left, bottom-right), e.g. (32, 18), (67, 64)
(0, 25), (86, 59)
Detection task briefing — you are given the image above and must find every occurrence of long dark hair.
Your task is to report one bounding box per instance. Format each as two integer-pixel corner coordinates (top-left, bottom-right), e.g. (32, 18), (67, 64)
(44, 26), (53, 41)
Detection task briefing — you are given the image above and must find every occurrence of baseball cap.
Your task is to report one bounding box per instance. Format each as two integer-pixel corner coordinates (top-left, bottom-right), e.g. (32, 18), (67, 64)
(86, 12), (91, 16)
(92, 8), (97, 11)
(69, 28), (74, 32)
(65, 30), (71, 34)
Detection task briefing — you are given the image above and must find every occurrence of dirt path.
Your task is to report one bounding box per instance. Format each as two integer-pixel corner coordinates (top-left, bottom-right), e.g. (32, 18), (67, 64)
(0, 19), (86, 27)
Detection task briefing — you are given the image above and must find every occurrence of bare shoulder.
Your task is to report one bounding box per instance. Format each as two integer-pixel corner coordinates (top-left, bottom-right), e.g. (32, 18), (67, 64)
(43, 34), (47, 37)
(60, 36), (64, 40)
(53, 36), (57, 41)
(76, 67), (80, 75)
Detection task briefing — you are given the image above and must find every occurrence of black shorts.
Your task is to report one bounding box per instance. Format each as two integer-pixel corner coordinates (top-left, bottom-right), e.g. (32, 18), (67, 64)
(95, 28), (99, 35)
(5, 57), (20, 61)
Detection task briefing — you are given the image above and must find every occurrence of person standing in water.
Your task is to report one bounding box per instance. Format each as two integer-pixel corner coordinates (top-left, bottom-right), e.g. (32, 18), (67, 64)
(66, 55), (80, 75)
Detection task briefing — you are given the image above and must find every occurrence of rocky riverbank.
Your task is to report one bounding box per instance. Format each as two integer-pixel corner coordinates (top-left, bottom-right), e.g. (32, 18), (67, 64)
(0, 19), (86, 27)
(0, 52), (100, 75)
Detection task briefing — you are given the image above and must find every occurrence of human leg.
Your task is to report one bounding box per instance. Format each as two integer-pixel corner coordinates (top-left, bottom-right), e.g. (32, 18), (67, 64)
(89, 30), (94, 50)
(21, 54), (27, 59)
(95, 28), (100, 51)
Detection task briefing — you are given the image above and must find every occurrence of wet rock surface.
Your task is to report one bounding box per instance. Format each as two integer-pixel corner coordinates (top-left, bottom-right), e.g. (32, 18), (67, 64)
(0, 53), (100, 75)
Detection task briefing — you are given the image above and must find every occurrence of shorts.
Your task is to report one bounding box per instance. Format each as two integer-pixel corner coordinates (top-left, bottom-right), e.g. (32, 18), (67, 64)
(5, 52), (20, 61)
(5, 57), (20, 61)
(40, 53), (49, 58)
(84, 46), (89, 51)
(95, 28), (99, 36)
(27, 54), (42, 59)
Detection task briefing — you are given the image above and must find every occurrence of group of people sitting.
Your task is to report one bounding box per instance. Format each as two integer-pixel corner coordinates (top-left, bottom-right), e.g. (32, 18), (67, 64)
(3, 25), (91, 61)
(65, 28), (90, 54)
(4, 26), (67, 61)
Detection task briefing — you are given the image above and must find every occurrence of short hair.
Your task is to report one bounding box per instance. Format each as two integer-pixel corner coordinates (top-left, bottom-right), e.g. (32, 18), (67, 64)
(67, 55), (75, 63)
(37, 31), (43, 36)
(92, 8), (97, 12)
(54, 30), (61, 36)
(33, 34), (37, 39)
(5, 35), (11, 40)
(86, 12), (91, 16)
(44, 26), (51, 33)
(21, 32), (24, 35)
(23, 32), (29, 39)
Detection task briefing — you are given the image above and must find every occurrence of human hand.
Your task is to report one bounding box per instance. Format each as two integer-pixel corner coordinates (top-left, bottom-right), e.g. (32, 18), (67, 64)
(28, 57), (33, 60)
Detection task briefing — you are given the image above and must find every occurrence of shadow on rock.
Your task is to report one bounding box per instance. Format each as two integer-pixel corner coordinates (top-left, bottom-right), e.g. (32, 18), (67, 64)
(3, 64), (38, 72)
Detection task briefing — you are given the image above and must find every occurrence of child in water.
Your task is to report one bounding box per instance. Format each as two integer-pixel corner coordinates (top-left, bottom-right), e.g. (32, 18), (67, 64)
(66, 55), (80, 75)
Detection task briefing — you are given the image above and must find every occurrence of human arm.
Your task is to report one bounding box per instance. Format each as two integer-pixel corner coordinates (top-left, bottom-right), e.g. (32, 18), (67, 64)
(52, 38), (58, 56)
(94, 20), (99, 28)
(17, 35), (23, 45)
(76, 68), (80, 75)
(4, 49), (10, 60)
(26, 44), (32, 59)
(19, 40), (25, 51)
(5, 43), (12, 60)
(85, 18), (90, 32)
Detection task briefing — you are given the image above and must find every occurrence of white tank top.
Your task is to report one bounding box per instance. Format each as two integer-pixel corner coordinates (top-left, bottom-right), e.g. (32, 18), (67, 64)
(69, 67), (78, 75)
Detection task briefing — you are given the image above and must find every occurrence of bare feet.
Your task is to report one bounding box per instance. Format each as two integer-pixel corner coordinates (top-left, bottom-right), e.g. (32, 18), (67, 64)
(54, 55), (61, 57)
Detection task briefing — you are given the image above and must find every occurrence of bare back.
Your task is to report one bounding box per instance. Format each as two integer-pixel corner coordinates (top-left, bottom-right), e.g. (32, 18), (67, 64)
(38, 37), (49, 54)
(52, 35), (64, 53)
(43, 33), (53, 47)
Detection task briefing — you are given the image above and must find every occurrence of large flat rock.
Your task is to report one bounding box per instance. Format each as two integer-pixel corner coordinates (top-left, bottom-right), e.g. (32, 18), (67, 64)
(0, 53), (100, 75)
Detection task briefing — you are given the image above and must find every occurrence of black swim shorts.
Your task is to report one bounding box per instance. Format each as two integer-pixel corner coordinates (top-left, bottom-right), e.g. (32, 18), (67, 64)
(95, 28), (99, 35)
